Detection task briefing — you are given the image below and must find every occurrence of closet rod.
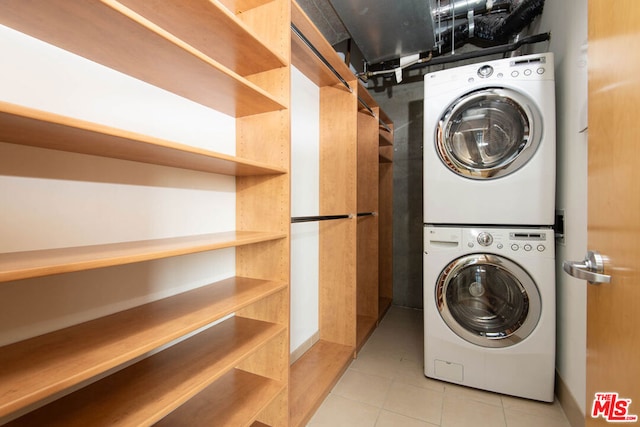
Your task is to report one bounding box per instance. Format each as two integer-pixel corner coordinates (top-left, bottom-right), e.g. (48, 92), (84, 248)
(291, 214), (352, 223)
(358, 96), (376, 118)
(358, 96), (393, 134)
(379, 121), (393, 134)
(357, 212), (377, 217)
(291, 23), (353, 93)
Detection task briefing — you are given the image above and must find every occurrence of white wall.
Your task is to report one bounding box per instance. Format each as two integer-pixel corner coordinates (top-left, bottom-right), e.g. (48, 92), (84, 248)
(290, 66), (321, 355)
(534, 0), (589, 414)
(0, 25), (237, 346)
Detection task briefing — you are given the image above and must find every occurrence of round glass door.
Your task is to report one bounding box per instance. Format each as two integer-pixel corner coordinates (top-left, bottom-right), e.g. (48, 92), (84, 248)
(436, 88), (542, 179)
(435, 254), (541, 348)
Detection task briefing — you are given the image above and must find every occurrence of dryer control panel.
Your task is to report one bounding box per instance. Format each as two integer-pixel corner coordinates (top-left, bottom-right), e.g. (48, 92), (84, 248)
(424, 52), (555, 91)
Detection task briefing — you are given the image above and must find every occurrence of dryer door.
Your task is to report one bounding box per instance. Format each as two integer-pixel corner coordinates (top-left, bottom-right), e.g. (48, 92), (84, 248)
(436, 87), (542, 179)
(436, 254), (541, 348)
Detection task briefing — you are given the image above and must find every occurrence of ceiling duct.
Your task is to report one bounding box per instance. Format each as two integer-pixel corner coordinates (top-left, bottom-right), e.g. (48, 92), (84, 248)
(328, 0), (437, 64)
(360, 0), (546, 82)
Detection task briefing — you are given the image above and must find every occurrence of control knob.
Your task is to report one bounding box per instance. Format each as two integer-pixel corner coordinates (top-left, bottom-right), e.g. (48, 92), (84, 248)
(477, 232), (493, 246)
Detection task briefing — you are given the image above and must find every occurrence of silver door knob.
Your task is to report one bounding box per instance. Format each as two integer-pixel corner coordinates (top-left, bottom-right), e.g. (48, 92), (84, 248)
(562, 250), (611, 284)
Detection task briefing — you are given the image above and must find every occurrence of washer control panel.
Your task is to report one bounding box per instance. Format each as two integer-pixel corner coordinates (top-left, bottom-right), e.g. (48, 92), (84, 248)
(460, 227), (554, 257)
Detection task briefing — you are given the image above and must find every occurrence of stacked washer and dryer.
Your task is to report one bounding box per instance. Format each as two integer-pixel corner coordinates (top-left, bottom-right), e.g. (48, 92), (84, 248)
(423, 53), (556, 402)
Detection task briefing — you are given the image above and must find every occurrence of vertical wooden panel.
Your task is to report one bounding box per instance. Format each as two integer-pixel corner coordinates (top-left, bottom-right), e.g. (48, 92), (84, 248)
(319, 83), (358, 215)
(318, 219), (356, 346)
(378, 117), (394, 317)
(318, 80), (357, 347)
(235, 2), (290, 425)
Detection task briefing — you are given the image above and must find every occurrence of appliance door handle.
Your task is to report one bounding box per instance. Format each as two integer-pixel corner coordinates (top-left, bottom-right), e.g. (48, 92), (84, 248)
(562, 250), (611, 284)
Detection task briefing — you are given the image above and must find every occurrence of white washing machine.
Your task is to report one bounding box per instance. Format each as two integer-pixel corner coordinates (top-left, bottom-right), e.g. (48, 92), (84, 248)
(423, 52), (556, 226)
(424, 225), (555, 402)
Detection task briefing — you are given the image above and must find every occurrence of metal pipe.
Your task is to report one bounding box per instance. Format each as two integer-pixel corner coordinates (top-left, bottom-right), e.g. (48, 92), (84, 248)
(291, 24), (353, 93)
(407, 32), (550, 69)
(433, 0), (508, 20)
(291, 214), (352, 223)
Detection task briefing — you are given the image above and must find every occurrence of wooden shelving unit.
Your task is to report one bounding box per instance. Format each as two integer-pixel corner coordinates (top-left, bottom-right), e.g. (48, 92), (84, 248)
(356, 83), (380, 352)
(289, 2), (357, 425)
(0, 0), (290, 425)
(378, 110), (395, 320)
(288, 1), (393, 424)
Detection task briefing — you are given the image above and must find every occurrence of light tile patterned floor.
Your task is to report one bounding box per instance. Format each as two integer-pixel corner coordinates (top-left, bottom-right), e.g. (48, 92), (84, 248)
(307, 306), (571, 427)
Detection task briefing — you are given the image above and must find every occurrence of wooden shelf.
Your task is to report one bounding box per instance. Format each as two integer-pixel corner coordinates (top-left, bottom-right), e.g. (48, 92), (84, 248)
(0, 231), (286, 283)
(0, 1), (286, 117)
(290, 0), (353, 88)
(379, 154), (393, 163)
(5, 317), (285, 426)
(289, 340), (354, 427)
(0, 277), (286, 418)
(0, 101), (287, 176)
(379, 127), (394, 146)
(379, 146), (394, 163)
(157, 369), (285, 426)
(115, 0), (288, 76)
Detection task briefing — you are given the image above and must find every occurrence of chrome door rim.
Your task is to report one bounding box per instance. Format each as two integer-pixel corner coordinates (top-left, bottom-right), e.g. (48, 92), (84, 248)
(436, 87), (542, 180)
(435, 254), (542, 348)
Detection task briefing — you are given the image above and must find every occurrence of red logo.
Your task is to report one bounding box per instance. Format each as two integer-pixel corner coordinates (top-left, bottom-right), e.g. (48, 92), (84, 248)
(592, 392), (638, 422)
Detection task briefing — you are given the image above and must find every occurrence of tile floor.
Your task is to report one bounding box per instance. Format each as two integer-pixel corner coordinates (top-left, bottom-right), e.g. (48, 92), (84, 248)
(307, 306), (571, 427)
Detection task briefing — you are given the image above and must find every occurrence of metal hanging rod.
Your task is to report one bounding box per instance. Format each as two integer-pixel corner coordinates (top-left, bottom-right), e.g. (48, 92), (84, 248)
(291, 214), (352, 223)
(358, 97), (393, 134)
(291, 24), (392, 134)
(357, 212), (377, 217)
(358, 96), (376, 117)
(379, 121), (392, 134)
(291, 24), (352, 93)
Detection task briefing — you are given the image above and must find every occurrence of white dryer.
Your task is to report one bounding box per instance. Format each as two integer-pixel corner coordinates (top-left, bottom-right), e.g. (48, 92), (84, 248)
(423, 53), (556, 226)
(424, 225), (555, 402)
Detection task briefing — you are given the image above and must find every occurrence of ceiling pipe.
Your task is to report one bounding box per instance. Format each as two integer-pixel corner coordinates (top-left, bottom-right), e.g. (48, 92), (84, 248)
(358, 32), (550, 83)
(433, 0), (511, 21)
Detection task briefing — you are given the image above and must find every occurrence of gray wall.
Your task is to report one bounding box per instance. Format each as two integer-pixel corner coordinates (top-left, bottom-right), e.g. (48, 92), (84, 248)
(371, 82), (424, 308)
(368, 52), (502, 309)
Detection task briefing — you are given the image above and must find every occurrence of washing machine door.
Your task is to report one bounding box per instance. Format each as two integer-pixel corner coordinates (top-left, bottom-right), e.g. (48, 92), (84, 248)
(436, 87), (542, 179)
(436, 254), (541, 348)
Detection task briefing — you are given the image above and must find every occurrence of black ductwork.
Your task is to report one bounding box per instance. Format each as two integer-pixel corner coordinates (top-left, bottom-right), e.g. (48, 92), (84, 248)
(474, 0), (546, 42)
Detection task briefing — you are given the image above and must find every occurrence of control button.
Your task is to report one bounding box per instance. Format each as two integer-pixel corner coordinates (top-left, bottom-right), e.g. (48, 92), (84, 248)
(511, 70), (519, 77)
(468, 242), (474, 248)
(497, 243), (504, 249)
(477, 65), (494, 78)
(468, 77), (475, 83)
(497, 72), (504, 78)
(537, 244), (546, 252)
(524, 244), (533, 252)
(511, 244), (519, 251)
(477, 232), (494, 247)
(537, 67), (545, 75)
(524, 69), (532, 76)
